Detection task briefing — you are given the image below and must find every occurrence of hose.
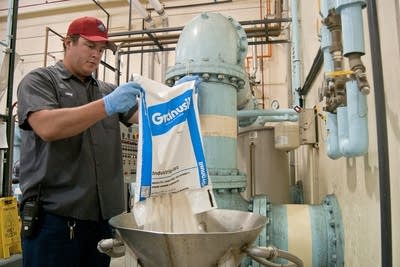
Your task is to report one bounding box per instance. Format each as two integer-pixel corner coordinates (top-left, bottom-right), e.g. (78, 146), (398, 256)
(97, 238), (125, 258)
(276, 248), (303, 267)
(245, 246), (303, 267)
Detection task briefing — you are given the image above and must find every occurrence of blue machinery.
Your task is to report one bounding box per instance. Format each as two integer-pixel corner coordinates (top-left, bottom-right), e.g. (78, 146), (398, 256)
(165, 9), (353, 267)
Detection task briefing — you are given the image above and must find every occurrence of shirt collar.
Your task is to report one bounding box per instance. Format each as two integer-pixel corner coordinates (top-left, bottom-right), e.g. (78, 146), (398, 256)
(55, 61), (97, 86)
(55, 61), (73, 80)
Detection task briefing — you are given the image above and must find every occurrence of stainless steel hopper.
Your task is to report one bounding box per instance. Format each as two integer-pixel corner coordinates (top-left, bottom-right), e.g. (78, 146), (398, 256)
(109, 209), (267, 267)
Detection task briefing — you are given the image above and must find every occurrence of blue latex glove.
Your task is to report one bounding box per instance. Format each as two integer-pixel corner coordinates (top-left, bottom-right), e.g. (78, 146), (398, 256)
(174, 75), (201, 87)
(103, 82), (142, 116)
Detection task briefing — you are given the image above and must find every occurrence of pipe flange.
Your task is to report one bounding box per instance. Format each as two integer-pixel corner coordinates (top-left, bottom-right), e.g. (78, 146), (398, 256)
(166, 65), (247, 90)
(322, 194), (345, 267)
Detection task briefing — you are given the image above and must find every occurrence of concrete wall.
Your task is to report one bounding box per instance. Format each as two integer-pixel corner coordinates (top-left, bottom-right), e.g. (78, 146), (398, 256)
(0, 0), (398, 266)
(297, 0), (399, 266)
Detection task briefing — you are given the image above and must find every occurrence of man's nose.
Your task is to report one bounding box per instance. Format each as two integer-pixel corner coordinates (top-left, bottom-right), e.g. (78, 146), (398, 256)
(91, 48), (104, 57)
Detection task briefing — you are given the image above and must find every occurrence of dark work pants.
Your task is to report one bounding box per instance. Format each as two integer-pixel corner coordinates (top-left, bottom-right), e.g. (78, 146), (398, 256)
(22, 212), (112, 267)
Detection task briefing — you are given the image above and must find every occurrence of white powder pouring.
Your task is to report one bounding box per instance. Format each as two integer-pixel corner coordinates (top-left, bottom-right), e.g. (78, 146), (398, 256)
(132, 188), (215, 233)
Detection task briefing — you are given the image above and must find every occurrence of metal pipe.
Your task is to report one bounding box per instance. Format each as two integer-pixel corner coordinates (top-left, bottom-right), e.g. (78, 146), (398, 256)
(119, 47), (176, 55)
(326, 112), (341, 159)
(253, 114), (298, 124)
(321, 0), (369, 158)
(148, 0), (169, 81)
(365, 0), (392, 266)
(336, 0), (370, 96)
(263, 195), (344, 266)
(5, 0), (13, 47)
(332, 0), (369, 158)
(276, 249), (303, 267)
(160, 17), (169, 81)
(337, 80), (368, 156)
(109, 17), (291, 38)
(149, 0), (164, 15)
(125, 0), (133, 83)
(110, 26), (283, 44)
(249, 142), (255, 197)
(251, 38), (258, 79)
(43, 27), (64, 67)
(237, 108), (297, 119)
(245, 246), (302, 267)
(92, 0), (110, 81)
(114, 49), (121, 85)
(3, 0), (18, 197)
(0, 0), (70, 11)
(44, 27), (49, 67)
(130, 0), (156, 79)
(321, 0), (341, 159)
(131, 0), (152, 23)
(158, 0), (232, 10)
(290, 0), (301, 107)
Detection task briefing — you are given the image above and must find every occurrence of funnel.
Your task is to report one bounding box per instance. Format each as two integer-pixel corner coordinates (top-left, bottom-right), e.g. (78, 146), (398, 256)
(109, 209), (267, 267)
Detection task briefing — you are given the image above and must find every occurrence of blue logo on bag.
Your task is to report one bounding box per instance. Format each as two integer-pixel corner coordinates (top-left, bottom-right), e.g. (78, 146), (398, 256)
(148, 90), (193, 135)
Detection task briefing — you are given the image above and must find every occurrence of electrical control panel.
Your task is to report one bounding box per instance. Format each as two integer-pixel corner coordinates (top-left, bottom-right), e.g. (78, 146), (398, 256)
(120, 124), (138, 184)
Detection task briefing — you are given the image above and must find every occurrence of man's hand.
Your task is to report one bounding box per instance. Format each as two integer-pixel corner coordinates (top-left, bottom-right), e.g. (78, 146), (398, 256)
(103, 82), (142, 116)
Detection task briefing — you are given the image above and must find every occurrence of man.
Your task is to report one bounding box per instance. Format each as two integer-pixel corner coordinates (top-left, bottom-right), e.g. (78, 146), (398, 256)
(17, 16), (140, 267)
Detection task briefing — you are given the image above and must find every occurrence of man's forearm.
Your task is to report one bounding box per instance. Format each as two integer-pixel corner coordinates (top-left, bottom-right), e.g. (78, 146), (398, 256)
(27, 99), (108, 142)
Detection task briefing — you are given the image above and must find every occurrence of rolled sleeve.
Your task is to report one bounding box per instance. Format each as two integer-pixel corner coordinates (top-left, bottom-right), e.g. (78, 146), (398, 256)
(17, 69), (59, 130)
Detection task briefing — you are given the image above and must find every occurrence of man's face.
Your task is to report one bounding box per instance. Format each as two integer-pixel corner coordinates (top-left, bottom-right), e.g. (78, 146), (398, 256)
(64, 36), (106, 79)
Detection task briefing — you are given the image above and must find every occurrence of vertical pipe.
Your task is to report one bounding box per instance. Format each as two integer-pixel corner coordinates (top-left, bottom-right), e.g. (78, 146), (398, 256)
(337, 1), (365, 56)
(148, 0), (164, 13)
(160, 17), (169, 82)
(321, 0), (341, 159)
(326, 113), (341, 159)
(251, 38), (258, 79)
(329, 0), (369, 157)
(125, 0), (132, 83)
(365, 0), (392, 266)
(259, 0), (265, 109)
(44, 27), (49, 67)
(290, 0), (301, 107)
(3, 0), (18, 197)
(337, 80), (368, 156)
(148, 0), (169, 81)
(114, 49), (121, 85)
(130, 0), (157, 80)
(92, 0), (110, 81)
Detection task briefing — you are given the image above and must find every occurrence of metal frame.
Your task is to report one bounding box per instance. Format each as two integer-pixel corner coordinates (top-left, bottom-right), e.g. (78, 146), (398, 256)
(108, 17), (291, 55)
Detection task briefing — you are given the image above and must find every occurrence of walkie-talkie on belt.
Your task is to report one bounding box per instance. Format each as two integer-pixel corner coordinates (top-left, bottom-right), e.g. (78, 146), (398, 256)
(20, 185), (41, 238)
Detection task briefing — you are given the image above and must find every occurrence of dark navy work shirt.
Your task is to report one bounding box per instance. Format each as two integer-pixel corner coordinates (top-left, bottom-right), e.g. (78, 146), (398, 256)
(17, 61), (135, 221)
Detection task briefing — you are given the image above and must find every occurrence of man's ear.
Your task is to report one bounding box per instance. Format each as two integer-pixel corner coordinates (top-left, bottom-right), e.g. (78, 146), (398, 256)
(64, 37), (71, 48)
(64, 36), (76, 50)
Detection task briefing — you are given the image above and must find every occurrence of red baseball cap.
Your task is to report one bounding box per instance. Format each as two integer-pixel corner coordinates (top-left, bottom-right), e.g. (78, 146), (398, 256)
(67, 16), (116, 52)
